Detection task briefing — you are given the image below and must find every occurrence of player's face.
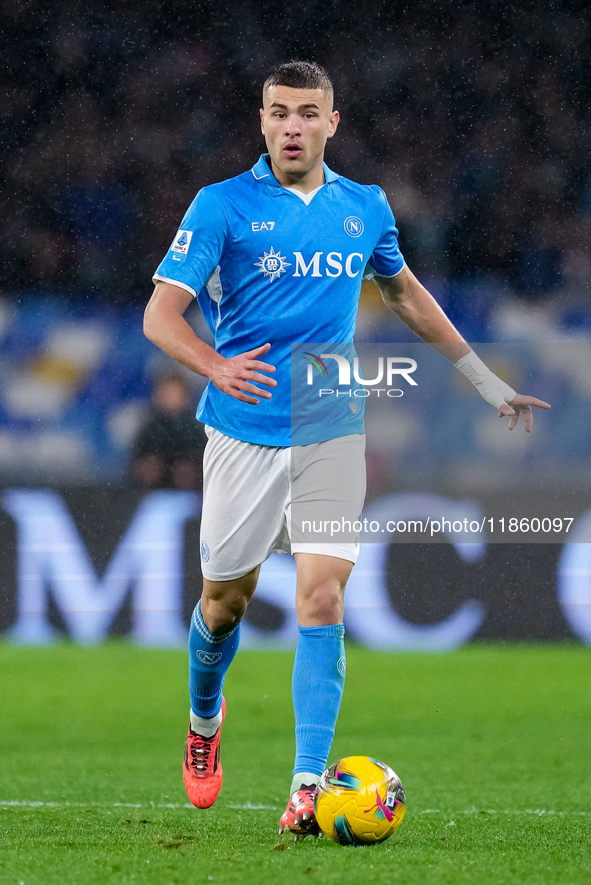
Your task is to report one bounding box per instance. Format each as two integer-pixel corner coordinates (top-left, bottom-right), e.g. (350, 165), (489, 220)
(260, 85), (339, 187)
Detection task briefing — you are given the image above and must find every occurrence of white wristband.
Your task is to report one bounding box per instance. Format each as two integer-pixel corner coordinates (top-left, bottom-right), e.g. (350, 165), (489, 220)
(454, 350), (516, 410)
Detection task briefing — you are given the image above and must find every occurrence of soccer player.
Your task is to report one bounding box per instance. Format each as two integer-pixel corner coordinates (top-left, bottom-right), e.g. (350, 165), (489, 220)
(144, 60), (549, 836)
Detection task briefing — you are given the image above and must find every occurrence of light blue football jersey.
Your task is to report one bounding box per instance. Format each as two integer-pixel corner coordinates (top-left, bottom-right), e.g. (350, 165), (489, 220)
(153, 154), (404, 446)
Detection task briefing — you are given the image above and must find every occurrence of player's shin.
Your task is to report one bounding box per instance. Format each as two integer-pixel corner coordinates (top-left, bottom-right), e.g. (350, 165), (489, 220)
(188, 600), (240, 733)
(291, 623), (346, 793)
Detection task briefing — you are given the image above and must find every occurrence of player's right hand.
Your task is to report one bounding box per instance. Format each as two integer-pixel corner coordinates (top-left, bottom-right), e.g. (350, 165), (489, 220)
(498, 394), (551, 432)
(209, 343), (277, 404)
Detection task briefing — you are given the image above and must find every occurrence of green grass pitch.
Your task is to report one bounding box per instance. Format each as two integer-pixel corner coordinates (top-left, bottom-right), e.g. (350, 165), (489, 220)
(1, 642), (589, 885)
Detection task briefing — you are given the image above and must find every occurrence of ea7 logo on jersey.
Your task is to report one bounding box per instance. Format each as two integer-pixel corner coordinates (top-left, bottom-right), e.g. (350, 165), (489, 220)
(252, 221), (276, 231)
(170, 229), (193, 263)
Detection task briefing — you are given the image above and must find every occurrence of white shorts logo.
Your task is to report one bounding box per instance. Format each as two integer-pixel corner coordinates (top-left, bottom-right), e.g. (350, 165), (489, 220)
(201, 540), (210, 562)
(344, 216), (364, 237)
(337, 655), (346, 677)
(196, 650), (223, 665)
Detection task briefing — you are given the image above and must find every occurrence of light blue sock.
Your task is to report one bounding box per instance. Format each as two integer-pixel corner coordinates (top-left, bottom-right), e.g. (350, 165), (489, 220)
(188, 600), (240, 718)
(292, 623), (346, 778)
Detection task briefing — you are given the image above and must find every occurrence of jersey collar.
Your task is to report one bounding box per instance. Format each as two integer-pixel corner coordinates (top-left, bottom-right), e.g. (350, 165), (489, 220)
(251, 153), (340, 188)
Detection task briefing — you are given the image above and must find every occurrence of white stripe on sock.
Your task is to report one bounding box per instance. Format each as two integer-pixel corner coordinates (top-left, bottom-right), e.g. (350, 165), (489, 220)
(290, 772), (320, 796)
(189, 708), (222, 738)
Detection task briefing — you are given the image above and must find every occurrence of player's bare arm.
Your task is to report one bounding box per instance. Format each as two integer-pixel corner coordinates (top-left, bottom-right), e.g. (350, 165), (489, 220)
(144, 282), (276, 405)
(375, 264), (550, 432)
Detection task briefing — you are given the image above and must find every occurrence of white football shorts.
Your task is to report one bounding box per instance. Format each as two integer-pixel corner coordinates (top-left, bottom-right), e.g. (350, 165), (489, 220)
(199, 427), (366, 581)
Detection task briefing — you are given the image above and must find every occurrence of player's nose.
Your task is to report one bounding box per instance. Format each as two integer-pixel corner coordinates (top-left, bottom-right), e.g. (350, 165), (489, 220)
(284, 115), (302, 136)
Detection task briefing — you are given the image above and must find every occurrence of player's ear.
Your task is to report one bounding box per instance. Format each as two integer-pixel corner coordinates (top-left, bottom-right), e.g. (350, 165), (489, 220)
(260, 107), (265, 134)
(327, 110), (339, 139)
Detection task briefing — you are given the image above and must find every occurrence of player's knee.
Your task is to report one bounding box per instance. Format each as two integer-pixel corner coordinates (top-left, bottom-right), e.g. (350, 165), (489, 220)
(201, 597), (245, 634)
(299, 582), (344, 625)
(201, 569), (258, 633)
(201, 589), (250, 633)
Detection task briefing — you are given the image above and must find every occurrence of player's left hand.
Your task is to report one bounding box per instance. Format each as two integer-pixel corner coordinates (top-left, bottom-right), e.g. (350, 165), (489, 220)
(498, 395), (551, 432)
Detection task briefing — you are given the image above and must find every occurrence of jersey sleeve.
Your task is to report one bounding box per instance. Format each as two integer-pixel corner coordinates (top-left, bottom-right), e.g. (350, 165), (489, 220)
(152, 186), (229, 297)
(364, 187), (405, 279)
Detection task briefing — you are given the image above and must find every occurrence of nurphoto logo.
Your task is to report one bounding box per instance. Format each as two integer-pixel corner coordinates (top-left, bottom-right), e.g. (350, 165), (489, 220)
(304, 352), (418, 399)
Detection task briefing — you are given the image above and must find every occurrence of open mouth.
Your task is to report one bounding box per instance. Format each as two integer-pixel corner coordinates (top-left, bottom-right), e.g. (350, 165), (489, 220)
(283, 143), (303, 159)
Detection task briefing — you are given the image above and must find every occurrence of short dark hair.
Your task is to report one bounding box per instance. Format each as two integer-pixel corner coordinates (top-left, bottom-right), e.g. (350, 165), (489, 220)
(263, 60), (333, 103)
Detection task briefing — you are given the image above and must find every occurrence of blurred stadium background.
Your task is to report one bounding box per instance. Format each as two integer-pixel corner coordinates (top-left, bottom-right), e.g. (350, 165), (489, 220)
(1, 0), (590, 648)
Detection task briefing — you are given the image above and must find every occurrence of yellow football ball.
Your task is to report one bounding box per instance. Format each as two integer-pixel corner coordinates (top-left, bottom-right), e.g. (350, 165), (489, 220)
(314, 755), (406, 845)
